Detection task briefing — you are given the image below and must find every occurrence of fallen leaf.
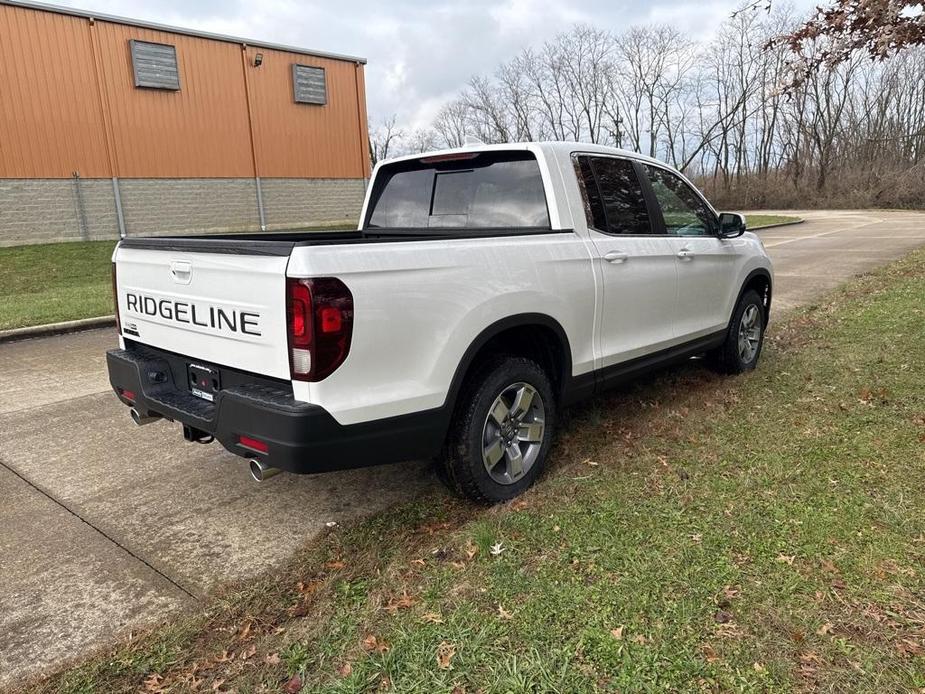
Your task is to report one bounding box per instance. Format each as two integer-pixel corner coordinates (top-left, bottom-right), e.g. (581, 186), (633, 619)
(436, 641), (456, 669)
(610, 626), (624, 640)
(753, 662), (766, 673)
(497, 604), (513, 620)
(581, 458), (599, 467)
(777, 553), (796, 566)
(384, 592), (417, 613)
(337, 662), (353, 677)
(490, 542), (505, 556)
(465, 538), (478, 560)
(702, 644), (719, 663)
(422, 612), (444, 624)
(632, 634), (647, 644)
(714, 610), (733, 624)
(816, 622), (834, 636)
(362, 635), (390, 653)
(284, 674), (303, 693)
(325, 560), (346, 571)
(511, 499), (529, 511)
(264, 652), (281, 665)
(297, 580), (322, 596)
(238, 621), (252, 640)
(240, 644), (257, 660)
(410, 558), (426, 566)
(831, 578), (847, 590)
(142, 673), (164, 692)
(211, 679), (225, 691)
(214, 650), (233, 663)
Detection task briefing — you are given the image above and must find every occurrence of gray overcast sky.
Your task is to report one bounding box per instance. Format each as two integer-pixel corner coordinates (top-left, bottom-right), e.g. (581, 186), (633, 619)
(47, 0), (816, 130)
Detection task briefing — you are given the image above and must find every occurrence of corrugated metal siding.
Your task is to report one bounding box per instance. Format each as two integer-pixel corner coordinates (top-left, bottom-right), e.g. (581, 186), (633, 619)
(0, 4), (112, 177)
(93, 20), (255, 178)
(0, 3), (369, 180)
(246, 46), (368, 179)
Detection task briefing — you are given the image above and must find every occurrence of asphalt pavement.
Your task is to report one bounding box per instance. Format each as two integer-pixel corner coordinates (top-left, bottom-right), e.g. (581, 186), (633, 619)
(1, 209), (924, 687)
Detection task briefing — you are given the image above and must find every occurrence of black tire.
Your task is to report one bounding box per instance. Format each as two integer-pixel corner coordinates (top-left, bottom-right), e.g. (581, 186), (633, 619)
(710, 289), (766, 374)
(439, 355), (556, 503)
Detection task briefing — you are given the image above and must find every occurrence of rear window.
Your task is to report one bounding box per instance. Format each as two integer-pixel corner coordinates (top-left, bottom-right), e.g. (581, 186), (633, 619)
(365, 151), (550, 230)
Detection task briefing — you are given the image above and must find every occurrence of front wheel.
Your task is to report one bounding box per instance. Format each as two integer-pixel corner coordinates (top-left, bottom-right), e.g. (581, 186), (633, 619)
(440, 356), (556, 503)
(710, 289), (766, 374)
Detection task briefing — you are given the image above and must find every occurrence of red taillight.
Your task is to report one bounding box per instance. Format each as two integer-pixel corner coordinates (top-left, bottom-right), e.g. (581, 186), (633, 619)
(111, 262), (121, 334)
(239, 435), (269, 454)
(286, 278), (353, 382)
(119, 388), (136, 402)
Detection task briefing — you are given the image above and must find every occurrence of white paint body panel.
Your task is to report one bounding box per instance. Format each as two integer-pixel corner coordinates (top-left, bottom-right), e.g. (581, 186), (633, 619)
(113, 142), (773, 426)
(115, 248), (291, 379)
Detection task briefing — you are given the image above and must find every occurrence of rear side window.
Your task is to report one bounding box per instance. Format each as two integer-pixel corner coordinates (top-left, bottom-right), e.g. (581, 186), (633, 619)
(574, 155), (652, 235)
(365, 152), (550, 230)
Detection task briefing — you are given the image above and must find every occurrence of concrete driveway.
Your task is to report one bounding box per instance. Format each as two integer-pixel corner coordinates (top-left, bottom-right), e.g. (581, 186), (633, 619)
(2, 209), (924, 687)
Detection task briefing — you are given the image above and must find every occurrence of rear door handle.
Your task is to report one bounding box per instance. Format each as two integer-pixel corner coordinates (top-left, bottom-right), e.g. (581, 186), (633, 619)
(677, 248), (694, 260)
(604, 251), (628, 264)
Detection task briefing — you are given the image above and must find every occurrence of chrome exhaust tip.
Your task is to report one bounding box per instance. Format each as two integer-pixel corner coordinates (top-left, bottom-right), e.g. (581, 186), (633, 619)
(131, 408), (160, 426)
(249, 458), (282, 482)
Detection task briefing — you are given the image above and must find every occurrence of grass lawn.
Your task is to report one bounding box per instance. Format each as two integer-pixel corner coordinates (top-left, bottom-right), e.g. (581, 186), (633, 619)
(746, 214), (801, 229)
(0, 240), (116, 331)
(30, 247), (925, 693)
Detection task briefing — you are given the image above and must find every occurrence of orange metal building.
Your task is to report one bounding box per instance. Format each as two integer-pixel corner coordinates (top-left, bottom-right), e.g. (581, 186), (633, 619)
(0, 0), (370, 244)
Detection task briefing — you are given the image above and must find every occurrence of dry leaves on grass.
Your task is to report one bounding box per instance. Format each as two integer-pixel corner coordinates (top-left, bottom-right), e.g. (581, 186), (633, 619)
(283, 674), (302, 693)
(610, 626), (624, 640)
(437, 641), (457, 669)
(421, 612), (444, 624)
(701, 644), (719, 663)
(384, 591), (417, 614)
(465, 538), (478, 560)
(362, 634), (390, 653)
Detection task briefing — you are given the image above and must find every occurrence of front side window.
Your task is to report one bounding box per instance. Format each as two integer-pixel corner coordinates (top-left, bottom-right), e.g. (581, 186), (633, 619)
(366, 152), (549, 230)
(574, 155), (652, 235)
(644, 165), (716, 236)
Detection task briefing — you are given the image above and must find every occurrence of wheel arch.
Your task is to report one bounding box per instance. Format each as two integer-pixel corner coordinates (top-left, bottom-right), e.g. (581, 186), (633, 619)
(734, 268), (773, 327)
(442, 313), (574, 418)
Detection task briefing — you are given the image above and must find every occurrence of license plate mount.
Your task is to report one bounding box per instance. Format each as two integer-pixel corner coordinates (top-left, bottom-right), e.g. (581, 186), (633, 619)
(188, 362), (220, 402)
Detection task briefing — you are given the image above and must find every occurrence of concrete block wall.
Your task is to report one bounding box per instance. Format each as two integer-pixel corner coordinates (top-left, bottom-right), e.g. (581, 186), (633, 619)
(262, 178), (366, 230)
(118, 179), (261, 237)
(0, 179), (119, 245)
(0, 177), (366, 246)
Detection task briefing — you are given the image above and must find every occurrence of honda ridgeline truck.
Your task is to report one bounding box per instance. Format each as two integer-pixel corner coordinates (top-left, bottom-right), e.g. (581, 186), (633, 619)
(107, 142), (773, 502)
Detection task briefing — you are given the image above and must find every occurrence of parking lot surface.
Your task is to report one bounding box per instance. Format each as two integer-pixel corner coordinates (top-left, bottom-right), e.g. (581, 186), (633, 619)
(1, 209), (924, 686)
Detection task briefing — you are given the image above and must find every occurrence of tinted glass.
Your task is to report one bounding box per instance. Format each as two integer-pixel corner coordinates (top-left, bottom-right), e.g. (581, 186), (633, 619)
(366, 153), (550, 230)
(574, 155), (651, 235)
(644, 165), (716, 236)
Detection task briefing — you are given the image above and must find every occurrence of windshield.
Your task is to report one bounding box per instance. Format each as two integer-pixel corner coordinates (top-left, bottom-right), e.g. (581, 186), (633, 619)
(365, 151), (550, 231)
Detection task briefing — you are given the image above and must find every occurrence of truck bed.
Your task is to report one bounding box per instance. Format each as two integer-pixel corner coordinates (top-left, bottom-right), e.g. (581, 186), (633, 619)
(117, 227), (567, 256)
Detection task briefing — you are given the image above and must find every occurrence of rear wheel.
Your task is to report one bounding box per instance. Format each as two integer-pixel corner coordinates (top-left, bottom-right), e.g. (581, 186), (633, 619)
(710, 289), (766, 374)
(440, 355), (556, 503)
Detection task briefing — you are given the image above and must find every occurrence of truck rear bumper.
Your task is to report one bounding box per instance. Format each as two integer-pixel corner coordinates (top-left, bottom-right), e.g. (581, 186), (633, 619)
(106, 346), (446, 475)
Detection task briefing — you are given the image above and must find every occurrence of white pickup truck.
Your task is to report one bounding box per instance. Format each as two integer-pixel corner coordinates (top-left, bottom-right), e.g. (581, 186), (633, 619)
(108, 142), (772, 502)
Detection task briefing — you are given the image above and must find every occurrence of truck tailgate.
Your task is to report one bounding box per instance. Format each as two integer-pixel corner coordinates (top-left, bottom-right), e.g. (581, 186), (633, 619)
(114, 246), (291, 379)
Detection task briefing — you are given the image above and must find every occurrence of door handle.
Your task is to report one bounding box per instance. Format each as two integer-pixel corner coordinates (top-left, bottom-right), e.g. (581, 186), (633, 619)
(677, 248), (694, 261)
(603, 251), (628, 264)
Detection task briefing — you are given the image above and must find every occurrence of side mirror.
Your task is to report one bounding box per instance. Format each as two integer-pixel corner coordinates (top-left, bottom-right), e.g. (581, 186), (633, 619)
(718, 212), (746, 238)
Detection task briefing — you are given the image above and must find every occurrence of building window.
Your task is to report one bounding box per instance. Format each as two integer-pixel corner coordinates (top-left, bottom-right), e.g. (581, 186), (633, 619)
(130, 40), (180, 90)
(292, 64), (326, 105)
